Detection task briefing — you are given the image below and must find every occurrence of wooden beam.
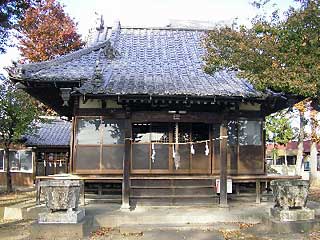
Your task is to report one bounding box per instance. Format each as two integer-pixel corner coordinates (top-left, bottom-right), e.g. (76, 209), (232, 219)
(132, 111), (223, 123)
(219, 122), (228, 207)
(121, 118), (132, 210)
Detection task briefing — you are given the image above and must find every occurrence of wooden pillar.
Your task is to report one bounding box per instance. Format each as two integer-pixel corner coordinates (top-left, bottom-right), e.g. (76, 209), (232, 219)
(121, 119), (132, 210)
(36, 179), (41, 205)
(256, 179), (261, 204)
(235, 183), (240, 195)
(69, 117), (75, 173)
(219, 122), (228, 207)
(80, 180), (85, 206)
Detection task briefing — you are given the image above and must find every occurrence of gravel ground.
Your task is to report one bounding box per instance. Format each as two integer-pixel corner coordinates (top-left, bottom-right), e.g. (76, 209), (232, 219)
(0, 187), (320, 240)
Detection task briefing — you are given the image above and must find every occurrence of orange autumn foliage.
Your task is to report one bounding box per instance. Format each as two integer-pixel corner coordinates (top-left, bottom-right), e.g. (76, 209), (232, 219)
(18, 0), (84, 62)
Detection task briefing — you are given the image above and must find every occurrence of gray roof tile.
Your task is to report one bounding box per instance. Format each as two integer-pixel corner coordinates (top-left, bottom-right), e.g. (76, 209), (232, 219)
(15, 23), (262, 98)
(25, 119), (71, 147)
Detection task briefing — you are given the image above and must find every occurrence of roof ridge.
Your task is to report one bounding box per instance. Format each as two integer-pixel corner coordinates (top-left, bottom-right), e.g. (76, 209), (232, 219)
(15, 21), (122, 78)
(119, 26), (211, 31)
(17, 41), (110, 77)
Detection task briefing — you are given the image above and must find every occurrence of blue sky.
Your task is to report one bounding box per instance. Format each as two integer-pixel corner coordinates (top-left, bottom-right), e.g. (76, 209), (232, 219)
(0, 0), (297, 74)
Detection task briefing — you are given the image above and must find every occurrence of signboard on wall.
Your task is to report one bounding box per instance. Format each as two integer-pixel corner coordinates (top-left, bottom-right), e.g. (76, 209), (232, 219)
(216, 179), (233, 193)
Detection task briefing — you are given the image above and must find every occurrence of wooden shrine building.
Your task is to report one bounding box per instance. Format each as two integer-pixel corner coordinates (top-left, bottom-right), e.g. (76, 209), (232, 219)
(9, 21), (293, 207)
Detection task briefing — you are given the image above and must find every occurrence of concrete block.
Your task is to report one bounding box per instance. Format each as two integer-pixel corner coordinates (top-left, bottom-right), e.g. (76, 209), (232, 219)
(30, 216), (92, 240)
(3, 206), (23, 220)
(270, 207), (315, 222)
(0, 207), (4, 219)
(267, 217), (320, 234)
(246, 215), (320, 234)
(3, 203), (45, 220)
(39, 209), (85, 224)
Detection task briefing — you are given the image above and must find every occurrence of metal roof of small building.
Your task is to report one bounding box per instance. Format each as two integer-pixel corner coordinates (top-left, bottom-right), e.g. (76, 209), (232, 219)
(12, 21), (264, 99)
(24, 119), (71, 147)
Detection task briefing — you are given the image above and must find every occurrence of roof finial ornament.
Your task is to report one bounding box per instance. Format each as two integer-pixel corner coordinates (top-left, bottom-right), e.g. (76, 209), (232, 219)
(95, 13), (104, 32)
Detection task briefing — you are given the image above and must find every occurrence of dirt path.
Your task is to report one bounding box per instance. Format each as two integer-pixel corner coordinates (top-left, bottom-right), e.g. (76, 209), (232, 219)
(0, 219), (33, 240)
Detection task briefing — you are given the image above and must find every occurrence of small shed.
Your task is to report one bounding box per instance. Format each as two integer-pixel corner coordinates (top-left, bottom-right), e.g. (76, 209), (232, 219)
(0, 119), (70, 187)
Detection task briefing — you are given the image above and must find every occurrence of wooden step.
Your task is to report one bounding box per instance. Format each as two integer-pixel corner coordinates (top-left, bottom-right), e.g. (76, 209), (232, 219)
(85, 194), (121, 199)
(130, 195), (219, 206)
(86, 198), (121, 204)
(130, 185), (215, 189)
(131, 179), (215, 187)
(131, 195), (217, 199)
(131, 188), (215, 196)
(85, 193), (121, 204)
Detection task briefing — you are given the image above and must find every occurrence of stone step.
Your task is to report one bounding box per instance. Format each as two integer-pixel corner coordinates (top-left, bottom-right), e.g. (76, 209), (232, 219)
(94, 207), (263, 228)
(2, 201), (45, 220)
(0, 196), (33, 207)
(118, 223), (238, 236)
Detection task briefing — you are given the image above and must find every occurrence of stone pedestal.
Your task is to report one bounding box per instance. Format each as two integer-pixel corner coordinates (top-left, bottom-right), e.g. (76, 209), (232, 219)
(31, 217), (92, 240)
(39, 209), (85, 224)
(33, 180), (90, 239)
(270, 207), (315, 222)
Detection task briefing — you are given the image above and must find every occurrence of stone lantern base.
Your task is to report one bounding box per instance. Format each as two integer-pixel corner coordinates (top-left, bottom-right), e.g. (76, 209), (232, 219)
(31, 179), (91, 239)
(31, 216), (92, 240)
(39, 209), (85, 224)
(270, 207), (315, 222)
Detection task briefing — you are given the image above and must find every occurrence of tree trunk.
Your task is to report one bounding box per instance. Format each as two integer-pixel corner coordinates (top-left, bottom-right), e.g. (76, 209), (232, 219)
(272, 142), (277, 165)
(296, 111), (304, 176)
(310, 105), (319, 186)
(310, 141), (318, 186)
(4, 147), (13, 193)
(284, 145), (288, 166)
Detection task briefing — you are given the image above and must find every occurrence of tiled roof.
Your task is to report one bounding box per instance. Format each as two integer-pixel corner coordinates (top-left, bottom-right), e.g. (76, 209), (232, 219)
(13, 22), (264, 99)
(25, 119), (71, 147)
(266, 140), (320, 153)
